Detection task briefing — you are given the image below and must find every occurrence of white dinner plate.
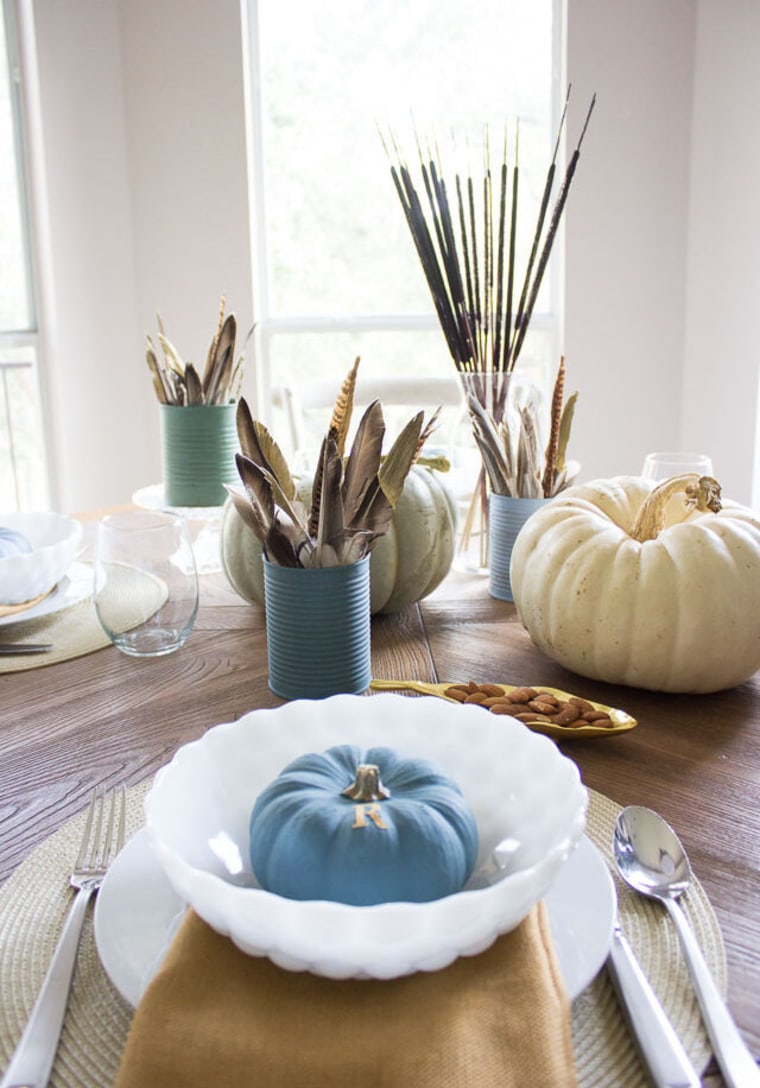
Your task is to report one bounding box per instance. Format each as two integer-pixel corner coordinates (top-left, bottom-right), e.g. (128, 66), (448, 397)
(0, 561), (92, 629)
(94, 830), (614, 1007)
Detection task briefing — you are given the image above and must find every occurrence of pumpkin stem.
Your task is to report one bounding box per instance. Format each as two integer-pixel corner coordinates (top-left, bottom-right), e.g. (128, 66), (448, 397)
(341, 763), (391, 802)
(630, 474), (722, 542)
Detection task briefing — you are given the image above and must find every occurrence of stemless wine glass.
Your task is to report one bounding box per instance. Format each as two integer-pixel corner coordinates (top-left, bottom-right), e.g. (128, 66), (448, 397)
(94, 510), (198, 657)
(641, 452), (714, 481)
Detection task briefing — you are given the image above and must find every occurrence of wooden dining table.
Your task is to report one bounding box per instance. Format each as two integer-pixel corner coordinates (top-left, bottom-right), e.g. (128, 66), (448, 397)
(1, 540), (758, 1087)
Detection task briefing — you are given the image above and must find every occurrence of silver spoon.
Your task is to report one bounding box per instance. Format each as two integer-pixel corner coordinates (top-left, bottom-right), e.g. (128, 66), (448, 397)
(614, 805), (760, 1088)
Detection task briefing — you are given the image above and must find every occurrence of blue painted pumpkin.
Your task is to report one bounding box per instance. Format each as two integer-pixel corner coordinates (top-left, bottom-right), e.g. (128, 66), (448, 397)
(0, 528), (32, 559)
(249, 744), (479, 906)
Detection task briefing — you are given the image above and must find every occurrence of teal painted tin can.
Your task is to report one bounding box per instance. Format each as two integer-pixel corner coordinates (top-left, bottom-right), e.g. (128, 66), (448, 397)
(263, 555), (371, 699)
(160, 403), (238, 508)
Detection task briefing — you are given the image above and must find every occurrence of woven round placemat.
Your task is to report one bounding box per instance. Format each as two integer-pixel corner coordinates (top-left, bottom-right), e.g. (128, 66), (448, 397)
(0, 785), (723, 1087)
(0, 566), (167, 673)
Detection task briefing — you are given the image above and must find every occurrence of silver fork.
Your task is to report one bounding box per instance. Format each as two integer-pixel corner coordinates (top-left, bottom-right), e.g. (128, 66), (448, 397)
(1, 787), (126, 1088)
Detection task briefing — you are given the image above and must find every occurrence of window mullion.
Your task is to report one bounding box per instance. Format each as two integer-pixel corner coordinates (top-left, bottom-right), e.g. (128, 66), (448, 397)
(242, 0), (274, 422)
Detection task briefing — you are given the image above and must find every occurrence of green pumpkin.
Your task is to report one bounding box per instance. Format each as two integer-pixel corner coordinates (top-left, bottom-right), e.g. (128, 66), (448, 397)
(220, 465), (457, 614)
(249, 744), (479, 906)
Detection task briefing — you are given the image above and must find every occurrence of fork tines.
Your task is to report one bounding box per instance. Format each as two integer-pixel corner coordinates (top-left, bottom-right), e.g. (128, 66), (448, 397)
(76, 787), (126, 872)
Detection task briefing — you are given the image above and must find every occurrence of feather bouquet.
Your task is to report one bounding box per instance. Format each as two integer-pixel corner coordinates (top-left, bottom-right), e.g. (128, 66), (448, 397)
(226, 358), (439, 568)
(386, 89), (594, 500)
(145, 296), (249, 406)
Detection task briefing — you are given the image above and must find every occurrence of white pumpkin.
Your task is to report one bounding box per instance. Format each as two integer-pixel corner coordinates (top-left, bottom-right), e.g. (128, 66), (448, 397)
(220, 465), (457, 615)
(510, 473), (760, 693)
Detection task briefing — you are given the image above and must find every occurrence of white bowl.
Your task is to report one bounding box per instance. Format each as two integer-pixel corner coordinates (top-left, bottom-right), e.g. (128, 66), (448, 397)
(145, 694), (587, 979)
(0, 512), (83, 605)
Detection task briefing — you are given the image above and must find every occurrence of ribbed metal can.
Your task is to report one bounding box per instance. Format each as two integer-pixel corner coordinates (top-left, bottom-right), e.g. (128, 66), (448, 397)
(160, 403), (238, 508)
(488, 493), (547, 602)
(263, 555), (371, 699)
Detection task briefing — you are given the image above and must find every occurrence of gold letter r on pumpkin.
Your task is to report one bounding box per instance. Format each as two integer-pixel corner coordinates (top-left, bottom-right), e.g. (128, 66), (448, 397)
(352, 803), (389, 829)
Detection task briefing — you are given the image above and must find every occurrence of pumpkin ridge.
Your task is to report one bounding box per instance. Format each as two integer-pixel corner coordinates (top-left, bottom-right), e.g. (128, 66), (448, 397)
(540, 523), (619, 665)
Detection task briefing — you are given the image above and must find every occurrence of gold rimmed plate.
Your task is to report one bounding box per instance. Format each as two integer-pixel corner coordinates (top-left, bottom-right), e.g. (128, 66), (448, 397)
(369, 679), (637, 740)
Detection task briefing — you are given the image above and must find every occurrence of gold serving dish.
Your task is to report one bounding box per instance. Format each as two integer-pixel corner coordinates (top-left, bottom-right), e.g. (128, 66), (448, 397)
(369, 679), (637, 740)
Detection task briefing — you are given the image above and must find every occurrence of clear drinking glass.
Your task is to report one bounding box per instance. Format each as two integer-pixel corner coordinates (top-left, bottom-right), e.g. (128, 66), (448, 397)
(641, 452), (714, 482)
(94, 510), (198, 657)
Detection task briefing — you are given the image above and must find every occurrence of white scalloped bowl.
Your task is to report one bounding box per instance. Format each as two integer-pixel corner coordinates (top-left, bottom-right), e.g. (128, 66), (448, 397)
(145, 693), (587, 980)
(0, 512), (83, 605)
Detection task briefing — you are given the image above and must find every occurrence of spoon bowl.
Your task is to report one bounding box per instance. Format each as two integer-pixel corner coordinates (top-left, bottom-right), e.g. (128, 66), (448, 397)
(614, 806), (760, 1088)
(613, 805), (691, 899)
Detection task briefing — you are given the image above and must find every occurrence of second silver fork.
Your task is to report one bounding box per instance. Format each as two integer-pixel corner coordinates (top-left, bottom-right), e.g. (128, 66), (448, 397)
(0, 787), (126, 1088)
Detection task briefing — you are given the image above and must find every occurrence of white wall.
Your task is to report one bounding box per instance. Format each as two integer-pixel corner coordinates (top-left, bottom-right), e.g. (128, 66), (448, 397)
(564, 0), (696, 483)
(682, 0), (760, 505)
(30, 0), (146, 511)
(118, 0), (254, 391)
(28, 0), (253, 511)
(565, 0), (760, 504)
(24, 0), (760, 509)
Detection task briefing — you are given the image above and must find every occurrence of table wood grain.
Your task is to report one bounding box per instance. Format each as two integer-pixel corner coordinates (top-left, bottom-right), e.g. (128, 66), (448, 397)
(1, 564), (757, 1087)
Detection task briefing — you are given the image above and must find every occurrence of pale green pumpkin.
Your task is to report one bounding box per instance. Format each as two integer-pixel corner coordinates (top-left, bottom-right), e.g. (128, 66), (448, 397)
(220, 465), (457, 614)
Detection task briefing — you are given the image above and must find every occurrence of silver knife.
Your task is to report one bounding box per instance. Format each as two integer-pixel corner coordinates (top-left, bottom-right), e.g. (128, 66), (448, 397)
(606, 870), (701, 1088)
(0, 643), (53, 655)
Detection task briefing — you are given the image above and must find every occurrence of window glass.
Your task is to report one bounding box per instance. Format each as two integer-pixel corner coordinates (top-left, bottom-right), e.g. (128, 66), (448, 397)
(0, 2), (32, 331)
(256, 0), (556, 321)
(0, 346), (47, 508)
(0, 1), (48, 510)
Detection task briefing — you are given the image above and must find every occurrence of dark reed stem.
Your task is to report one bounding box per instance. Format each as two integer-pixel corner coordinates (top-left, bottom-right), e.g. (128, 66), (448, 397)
(467, 175), (481, 364)
(510, 93), (596, 365)
(503, 126), (519, 384)
(509, 88), (571, 367)
(430, 160), (474, 366)
(455, 173), (478, 371)
(384, 89), (594, 395)
(404, 163), (461, 346)
(487, 163), (493, 372)
(391, 163), (464, 364)
(492, 134), (508, 377)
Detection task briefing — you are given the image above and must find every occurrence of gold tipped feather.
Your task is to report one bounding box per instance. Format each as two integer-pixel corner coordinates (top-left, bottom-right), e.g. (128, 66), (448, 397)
(146, 302), (247, 406)
(342, 400), (385, 524)
(237, 398), (288, 493)
(157, 331), (185, 377)
(264, 518), (302, 567)
(204, 313), (237, 404)
(378, 412), (425, 508)
(329, 356), (361, 458)
(252, 420), (297, 502)
(541, 356), (565, 497)
(466, 395), (511, 493)
(308, 427), (336, 540)
(314, 434), (346, 563)
(556, 390), (578, 472)
(235, 453), (275, 527)
(145, 344), (170, 404)
(184, 363), (204, 405)
(225, 484), (269, 538)
(515, 400), (542, 497)
(202, 295), (227, 387)
(231, 361), (439, 568)
(413, 406), (442, 463)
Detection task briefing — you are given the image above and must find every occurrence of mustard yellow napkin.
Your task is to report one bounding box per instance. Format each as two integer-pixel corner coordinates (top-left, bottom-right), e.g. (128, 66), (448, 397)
(115, 902), (576, 1088)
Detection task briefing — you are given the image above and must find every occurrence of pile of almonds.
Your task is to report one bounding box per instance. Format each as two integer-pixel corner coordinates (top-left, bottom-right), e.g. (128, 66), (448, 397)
(442, 682), (615, 729)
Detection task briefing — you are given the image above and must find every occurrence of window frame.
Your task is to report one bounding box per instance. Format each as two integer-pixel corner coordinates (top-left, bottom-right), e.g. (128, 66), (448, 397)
(0, 0), (53, 509)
